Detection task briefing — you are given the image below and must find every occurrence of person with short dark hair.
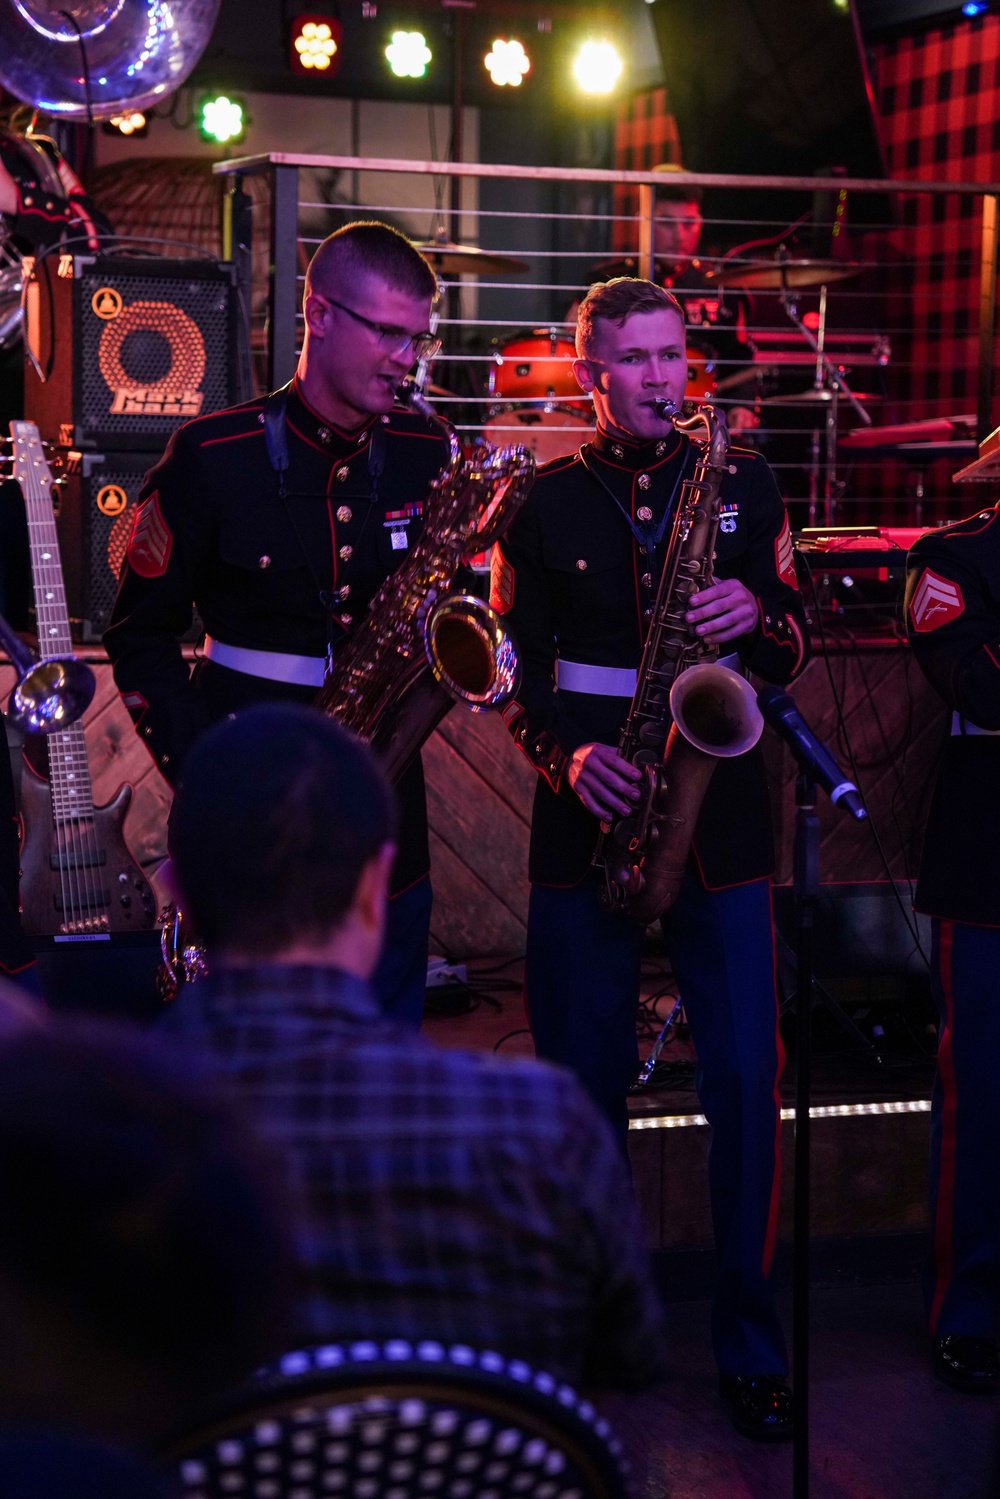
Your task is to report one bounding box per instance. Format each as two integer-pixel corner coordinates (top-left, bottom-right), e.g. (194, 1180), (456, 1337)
(105, 221), (449, 1025)
(161, 702), (666, 1392)
(0, 1021), (294, 1445)
(491, 275), (807, 1439)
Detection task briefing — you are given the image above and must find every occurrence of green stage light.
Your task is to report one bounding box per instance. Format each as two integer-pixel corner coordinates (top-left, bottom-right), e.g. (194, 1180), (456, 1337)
(386, 29), (431, 78)
(199, 94), (246, 145)
(572, 39), (623, 95)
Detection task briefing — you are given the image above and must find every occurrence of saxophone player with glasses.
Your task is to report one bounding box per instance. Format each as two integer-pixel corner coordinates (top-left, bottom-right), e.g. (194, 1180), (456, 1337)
(492, 278), (808, 1440)
(105, 224), (450, 1025)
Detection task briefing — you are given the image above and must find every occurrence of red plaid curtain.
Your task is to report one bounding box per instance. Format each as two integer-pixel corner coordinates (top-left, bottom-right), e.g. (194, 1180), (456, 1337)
(612, 87), (682, 253)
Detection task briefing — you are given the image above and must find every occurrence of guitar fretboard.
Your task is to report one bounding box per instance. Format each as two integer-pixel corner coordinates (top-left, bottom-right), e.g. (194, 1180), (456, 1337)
(11, 421), (96, 825)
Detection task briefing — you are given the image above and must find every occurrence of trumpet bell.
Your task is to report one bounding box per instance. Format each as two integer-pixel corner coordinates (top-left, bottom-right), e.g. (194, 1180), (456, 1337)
(0, 0), (221, 120)
(9, 656), (96, 733)
(668, 662), (764, 758)
(425, 593), (520, 712)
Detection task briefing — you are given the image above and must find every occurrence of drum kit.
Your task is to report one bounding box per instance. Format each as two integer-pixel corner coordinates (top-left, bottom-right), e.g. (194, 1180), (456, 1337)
(416, 238), (962, 523)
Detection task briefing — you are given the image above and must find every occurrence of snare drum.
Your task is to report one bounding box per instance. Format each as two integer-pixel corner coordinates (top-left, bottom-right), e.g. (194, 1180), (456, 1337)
(685, 339), (719, 405)
(483, 404), (595, 466)
(489, 329), (585, 405)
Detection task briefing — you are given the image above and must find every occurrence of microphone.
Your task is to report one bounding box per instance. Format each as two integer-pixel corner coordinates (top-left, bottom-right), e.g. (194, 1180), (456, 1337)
(757, 685), (868, 821)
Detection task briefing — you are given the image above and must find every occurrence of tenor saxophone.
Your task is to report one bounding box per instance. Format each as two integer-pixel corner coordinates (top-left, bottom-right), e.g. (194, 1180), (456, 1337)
(315, 381), (535, 781)
(597, 401), (763, 925)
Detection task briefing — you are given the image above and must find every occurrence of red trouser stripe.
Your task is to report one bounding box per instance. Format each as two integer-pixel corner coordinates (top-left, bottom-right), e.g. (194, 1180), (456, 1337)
(762, 881), (785, 1276)
(929, 919), (959, 1333)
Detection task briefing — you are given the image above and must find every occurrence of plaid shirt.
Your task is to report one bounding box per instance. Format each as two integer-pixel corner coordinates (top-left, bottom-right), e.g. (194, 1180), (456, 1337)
(158, 964), (665, 1389)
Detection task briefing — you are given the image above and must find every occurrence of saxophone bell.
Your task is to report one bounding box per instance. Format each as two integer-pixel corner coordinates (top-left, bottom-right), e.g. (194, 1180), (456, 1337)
(668, 662), (764, 759)
(425, 593), (520, 712)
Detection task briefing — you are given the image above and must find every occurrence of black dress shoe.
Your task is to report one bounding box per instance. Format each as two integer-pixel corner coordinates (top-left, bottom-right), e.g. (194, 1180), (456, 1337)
(932, 1335), (999, 1393)
(719, 1374), (794, 1441)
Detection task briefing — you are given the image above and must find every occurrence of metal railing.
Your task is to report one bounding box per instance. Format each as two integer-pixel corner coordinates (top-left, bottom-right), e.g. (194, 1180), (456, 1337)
(216, 153), (1000, 527)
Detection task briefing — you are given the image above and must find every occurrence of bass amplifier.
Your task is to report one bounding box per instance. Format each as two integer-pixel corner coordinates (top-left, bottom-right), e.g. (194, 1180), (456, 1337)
(24, 255), (243, 450)
(54, 450), (200, 644)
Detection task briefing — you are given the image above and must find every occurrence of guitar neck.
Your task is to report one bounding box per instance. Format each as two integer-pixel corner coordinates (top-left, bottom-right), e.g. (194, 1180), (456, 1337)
(11, 421), (97, 824)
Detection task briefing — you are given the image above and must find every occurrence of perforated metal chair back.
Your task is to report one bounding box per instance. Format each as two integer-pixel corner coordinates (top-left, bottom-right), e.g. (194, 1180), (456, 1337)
(160, 1340), (631, 1499)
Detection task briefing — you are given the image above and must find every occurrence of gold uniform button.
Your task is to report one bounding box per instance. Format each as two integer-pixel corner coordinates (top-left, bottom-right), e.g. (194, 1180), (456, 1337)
(339, 544), (353, 561)
(641, 573), (653, 589)
(258, 555), (271, 569)
(337, 584), (351, 600)
(317, 426), (332, 444)
(340, 613), (352, 626)
(336, 465), (350, 483)
(576, 558), (588, 571)
(638, 473), (651, 490)
(612, 444), (624, 459)
(637, 506), (653, 523)
(336, 505), (352, 524)
(656, 441), (667, 457)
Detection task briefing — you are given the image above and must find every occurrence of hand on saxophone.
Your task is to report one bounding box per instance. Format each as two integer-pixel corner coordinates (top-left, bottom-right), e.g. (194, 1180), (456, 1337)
(685, 578), (757, 645)
(567, 742), (642, 820)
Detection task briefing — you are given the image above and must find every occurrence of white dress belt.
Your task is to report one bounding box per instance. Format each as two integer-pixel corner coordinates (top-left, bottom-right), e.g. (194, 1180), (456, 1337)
(555, 652), (741, 698)
(203, 635), (327, 688)
(951, 710), (1000, 737)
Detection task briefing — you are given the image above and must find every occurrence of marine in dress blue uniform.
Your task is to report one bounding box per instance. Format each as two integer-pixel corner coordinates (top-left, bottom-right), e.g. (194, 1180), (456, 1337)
(491, 277), (808, 1435)
(105, 225), (449, 1024)
(906, 505), (1000, 1391)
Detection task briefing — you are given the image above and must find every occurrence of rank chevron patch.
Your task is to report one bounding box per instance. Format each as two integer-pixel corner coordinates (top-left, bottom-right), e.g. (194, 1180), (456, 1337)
(909, 568), (965, 632)
(127, 492), (173, 578)
(490, 549), (515, 614)
(775, 515), (797, 588)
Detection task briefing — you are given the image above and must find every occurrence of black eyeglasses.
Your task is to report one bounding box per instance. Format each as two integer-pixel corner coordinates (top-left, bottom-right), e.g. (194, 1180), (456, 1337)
(323, 296), (442, 362)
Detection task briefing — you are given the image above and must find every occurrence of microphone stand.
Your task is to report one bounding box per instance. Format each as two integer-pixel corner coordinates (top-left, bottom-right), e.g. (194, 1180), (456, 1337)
(791, 768), (820, 1499)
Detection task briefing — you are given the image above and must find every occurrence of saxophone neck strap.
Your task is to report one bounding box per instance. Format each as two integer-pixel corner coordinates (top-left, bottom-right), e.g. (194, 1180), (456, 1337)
(580, 443), (691, 558)
(263, 382), (292, 486)
(263, 381), (387, 502)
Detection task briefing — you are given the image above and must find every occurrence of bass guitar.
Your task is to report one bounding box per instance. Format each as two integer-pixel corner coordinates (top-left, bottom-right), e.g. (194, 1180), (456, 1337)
(10, 420), (157, 937)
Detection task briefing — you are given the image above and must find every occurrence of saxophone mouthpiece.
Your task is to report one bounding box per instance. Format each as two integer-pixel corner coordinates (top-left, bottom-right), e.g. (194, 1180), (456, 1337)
(651, 397), (678, 422)
(395, 378), (435, 421)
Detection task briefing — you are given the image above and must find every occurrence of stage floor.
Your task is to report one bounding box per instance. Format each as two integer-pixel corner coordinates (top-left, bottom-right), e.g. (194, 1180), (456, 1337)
(424, 971), (981, 1498)
(610, 1280), (996, 1499)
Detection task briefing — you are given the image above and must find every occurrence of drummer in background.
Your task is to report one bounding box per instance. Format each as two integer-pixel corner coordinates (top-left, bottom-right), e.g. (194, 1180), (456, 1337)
(582, 164), (758, 436)
(651, 167), (757, 434)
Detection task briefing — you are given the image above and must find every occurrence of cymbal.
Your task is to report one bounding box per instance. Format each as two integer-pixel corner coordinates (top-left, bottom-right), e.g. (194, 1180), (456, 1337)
(762, 387), (879, 406)
(710, 259), (861, 291)
(413, 239), (529, 276)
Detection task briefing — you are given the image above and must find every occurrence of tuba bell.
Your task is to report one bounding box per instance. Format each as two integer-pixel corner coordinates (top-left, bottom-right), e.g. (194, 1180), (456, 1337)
(0, 0), (221, 122)
(0, 609), (95, 733)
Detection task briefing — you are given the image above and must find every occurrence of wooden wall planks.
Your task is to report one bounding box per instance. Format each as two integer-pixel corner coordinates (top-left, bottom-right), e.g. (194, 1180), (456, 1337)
(4, 638), (945, 953)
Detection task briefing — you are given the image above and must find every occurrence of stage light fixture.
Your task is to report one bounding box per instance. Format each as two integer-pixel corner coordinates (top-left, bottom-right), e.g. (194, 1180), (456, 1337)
(103, 110), (147, 137)
(572, 39), (623, 95)
(962, 0), (988, 14)
(290, 15), (342, 75)
(485, 38), (530, 87)
(199, 94), (246, 145)
(386, 29), (432, 78)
